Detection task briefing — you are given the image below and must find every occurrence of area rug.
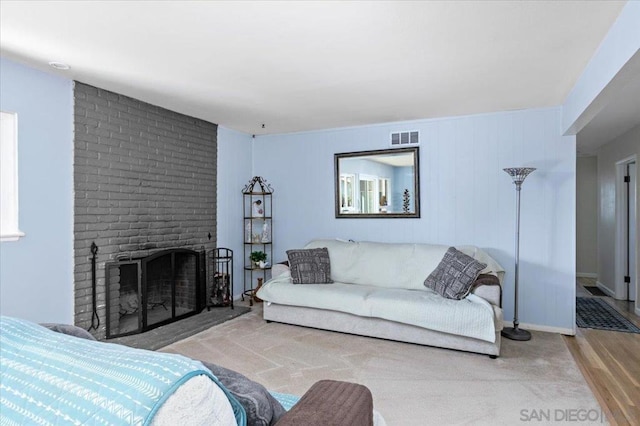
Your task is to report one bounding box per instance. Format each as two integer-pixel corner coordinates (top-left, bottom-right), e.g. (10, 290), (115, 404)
(583, 286), (608, 296)
(162, 305), (603, 425)
(107, 306), (251, 350)
(576, 297), (640, 334)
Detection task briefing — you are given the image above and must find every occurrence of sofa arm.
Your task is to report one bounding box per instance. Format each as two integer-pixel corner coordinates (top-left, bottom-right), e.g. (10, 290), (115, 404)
(275, 380), (373, 426)
(271, 262), (290, 279)
(471, 274), (502, 307)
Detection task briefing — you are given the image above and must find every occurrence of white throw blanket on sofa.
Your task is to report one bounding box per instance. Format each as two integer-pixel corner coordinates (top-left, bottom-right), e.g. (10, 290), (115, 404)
(260, 274), (497, 343)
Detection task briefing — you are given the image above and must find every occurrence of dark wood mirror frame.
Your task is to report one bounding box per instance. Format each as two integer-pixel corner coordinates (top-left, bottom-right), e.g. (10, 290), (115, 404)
(334, 147), (420, 219)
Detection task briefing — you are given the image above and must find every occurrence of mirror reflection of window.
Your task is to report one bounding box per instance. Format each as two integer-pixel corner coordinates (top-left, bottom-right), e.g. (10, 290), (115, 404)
(378, 178), (389, 212)
(340, 174), (356, 212)
(359, 175), (377, 214)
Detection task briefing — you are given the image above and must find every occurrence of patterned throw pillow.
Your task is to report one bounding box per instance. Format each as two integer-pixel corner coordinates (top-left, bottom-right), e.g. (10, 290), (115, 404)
(424, 247), (487, 300)
(286, 248), (333, 284)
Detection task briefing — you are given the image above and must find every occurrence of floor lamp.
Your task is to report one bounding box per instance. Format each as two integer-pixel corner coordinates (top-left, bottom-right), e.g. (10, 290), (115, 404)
(502, 167), (536, 341)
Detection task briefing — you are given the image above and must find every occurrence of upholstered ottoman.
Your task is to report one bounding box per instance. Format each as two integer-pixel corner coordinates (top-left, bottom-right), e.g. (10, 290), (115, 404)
(275, 380), (373, 426)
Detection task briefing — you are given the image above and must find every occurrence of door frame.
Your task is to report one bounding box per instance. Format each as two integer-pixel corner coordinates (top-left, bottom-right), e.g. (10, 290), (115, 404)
(614, 155), (637, 309)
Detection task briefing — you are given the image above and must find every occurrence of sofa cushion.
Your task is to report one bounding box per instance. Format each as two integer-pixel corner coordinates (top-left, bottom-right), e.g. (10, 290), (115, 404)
(424, 247), (487, 300)
(286, 248), (333, 284)
(304, 239), (451, 290)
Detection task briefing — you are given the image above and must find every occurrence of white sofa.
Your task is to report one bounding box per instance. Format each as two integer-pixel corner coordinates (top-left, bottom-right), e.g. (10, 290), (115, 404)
(256, 239), (505, 357)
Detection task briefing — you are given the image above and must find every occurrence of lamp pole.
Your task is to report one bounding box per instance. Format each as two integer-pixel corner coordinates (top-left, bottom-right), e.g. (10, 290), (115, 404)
(502, 167), (536, 341)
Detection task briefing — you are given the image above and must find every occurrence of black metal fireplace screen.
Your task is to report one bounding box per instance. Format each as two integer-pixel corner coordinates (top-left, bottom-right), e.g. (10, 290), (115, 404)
(105, 249), (206, 338)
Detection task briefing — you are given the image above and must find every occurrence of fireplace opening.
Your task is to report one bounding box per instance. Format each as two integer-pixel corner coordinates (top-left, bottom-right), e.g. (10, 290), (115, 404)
(106, 248), (205, 338)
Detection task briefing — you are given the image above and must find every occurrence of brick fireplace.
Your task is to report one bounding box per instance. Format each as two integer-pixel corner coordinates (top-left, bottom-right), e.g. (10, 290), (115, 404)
(73, 82), (217, 339)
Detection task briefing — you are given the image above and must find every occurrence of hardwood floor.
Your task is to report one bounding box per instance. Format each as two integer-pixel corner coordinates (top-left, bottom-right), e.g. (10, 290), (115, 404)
(564, 278), (640, 426)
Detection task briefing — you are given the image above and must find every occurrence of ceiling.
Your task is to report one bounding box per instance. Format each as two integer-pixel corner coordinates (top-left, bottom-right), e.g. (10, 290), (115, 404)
(576, 49), (640, 156)
(0, 1), (630, 145)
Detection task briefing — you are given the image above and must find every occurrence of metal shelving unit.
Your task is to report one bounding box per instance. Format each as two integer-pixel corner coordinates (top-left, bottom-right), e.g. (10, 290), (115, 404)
(242, 176), (273, 306)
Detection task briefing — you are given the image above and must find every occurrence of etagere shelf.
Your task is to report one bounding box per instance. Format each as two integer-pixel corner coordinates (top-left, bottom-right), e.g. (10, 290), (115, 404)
(242, 176), (273, 306)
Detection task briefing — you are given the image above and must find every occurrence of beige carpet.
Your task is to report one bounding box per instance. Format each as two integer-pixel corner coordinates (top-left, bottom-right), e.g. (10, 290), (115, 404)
(161, 304), (605, 425)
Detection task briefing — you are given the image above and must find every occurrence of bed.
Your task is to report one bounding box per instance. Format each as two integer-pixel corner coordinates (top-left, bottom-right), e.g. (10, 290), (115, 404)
(0, 316), (383, 426)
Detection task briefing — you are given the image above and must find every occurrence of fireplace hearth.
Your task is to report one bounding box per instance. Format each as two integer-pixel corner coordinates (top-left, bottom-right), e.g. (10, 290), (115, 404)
(105, 249), (206, 338)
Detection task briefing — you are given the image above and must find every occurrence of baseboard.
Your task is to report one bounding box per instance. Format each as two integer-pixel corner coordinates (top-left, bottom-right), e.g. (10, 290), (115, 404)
(635, 306), (640, 316)
(503, 321), (575, 336)
(595, 281), (616, 297)
(576, 272), (597, 278)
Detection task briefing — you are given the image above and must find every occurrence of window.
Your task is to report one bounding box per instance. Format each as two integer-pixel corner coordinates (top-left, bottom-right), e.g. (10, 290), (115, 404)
(1, 111), (24, 242)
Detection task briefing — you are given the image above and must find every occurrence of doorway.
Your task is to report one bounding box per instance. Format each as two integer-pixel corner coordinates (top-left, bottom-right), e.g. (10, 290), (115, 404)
(627, 162), (637, 302)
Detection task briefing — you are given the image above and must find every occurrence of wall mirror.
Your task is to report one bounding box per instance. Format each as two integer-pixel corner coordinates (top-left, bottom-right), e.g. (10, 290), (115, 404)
(335, 147), (420, 218)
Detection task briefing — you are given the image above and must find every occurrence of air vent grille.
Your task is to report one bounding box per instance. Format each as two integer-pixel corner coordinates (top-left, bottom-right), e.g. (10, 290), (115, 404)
(390, 131), (419, 146)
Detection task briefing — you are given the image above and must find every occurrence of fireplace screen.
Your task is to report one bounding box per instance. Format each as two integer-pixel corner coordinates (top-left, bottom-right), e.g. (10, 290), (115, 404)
(106, 249), (204, 338)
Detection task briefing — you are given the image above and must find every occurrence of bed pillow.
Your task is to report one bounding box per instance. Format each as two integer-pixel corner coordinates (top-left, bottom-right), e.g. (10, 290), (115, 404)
(201, 361), (286, 426)
(424, 247), (486, 300)
(286, 248), (333, 284)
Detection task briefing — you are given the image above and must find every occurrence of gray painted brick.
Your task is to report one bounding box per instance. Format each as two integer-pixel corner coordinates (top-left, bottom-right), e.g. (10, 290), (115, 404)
(73, 82), (217, 338)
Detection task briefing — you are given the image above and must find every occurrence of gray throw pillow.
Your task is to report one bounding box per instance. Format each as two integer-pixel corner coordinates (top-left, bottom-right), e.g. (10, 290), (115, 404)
(286, 248), (333, 284)
(201, 361), (286, 426)
(42, 323), (97, 340)
(424, 247), (487, 300)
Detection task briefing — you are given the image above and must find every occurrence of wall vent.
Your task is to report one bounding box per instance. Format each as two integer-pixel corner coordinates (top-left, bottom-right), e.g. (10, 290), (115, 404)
(390, 131), (419, 146)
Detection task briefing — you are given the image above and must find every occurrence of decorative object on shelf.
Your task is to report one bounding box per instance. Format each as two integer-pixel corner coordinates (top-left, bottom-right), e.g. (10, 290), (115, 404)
(261, 221), (271, 243)
(242, 176), (274, 306)
(502, 167), (536, 342)
(245, 221), (252, 243)
(252, 199), (264, 217)
(402, 189), (410, 213)
(250, 250), (267, 267)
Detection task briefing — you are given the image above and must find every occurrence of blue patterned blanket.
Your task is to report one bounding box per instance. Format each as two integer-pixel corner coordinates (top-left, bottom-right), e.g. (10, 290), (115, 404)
(0, 316), (246, 425)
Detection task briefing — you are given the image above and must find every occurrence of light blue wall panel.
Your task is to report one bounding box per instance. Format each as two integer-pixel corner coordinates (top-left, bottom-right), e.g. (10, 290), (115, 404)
(253, 107), (576, 331)
(0, 58), (74, 323)
(217, 127), (253, 299)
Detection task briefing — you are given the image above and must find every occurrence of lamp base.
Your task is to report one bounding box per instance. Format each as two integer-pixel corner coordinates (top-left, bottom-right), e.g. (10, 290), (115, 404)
(501, 326), (531, 341)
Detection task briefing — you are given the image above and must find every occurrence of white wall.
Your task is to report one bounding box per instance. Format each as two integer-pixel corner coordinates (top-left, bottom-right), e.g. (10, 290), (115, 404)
(576, 156), (598, 277)
(217, 127), (253, 299)
(254, 107), (577, 332)
(596, 124), (640, 303)
(0, 58), (74, 323)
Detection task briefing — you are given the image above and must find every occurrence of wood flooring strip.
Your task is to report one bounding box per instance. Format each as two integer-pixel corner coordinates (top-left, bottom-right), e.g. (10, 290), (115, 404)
(564, 329), (640, 426)
(572, 279), (640, 426)
(564, 335), (622, 426)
